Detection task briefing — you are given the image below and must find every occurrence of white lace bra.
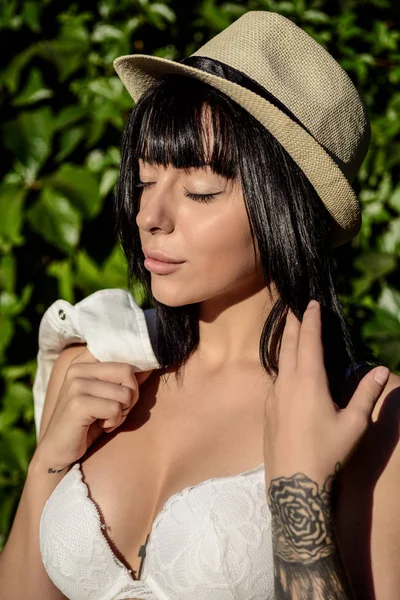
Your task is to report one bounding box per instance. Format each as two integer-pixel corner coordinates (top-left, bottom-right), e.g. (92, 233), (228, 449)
(40, 460), (274, 600)
(33, 289), (367, 600)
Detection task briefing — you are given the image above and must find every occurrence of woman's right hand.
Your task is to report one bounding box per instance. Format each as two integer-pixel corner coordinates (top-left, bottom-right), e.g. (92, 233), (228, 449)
(34, 348), (154, 471)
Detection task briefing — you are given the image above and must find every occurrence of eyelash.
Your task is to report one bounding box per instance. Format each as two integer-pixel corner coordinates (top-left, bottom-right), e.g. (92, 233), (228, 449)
(134, 182), (218, 204)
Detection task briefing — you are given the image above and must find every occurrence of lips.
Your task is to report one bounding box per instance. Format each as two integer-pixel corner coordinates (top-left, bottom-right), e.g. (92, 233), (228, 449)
(143, 256), (184, 275)
(143, 249), (185, 264)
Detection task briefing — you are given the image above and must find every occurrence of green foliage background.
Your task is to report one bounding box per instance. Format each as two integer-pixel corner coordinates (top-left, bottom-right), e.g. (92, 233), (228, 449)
(0, 0), (399, 547)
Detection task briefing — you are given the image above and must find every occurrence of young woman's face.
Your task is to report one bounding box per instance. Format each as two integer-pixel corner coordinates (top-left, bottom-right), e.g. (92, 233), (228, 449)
(136, 108), (264, 307)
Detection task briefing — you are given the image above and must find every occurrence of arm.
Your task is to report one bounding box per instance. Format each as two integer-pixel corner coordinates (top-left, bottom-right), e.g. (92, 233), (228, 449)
(0, 344), (86, 599)
(268, 465), (355, 599)
(263, 301), (393, 600)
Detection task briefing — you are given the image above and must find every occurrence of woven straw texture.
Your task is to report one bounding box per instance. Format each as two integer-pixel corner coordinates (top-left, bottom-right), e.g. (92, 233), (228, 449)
(114, 10), (371, 247)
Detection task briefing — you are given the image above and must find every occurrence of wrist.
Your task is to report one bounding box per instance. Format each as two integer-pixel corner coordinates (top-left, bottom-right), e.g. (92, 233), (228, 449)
(29, 449), (72, 475)
(267, 470), (336, 565)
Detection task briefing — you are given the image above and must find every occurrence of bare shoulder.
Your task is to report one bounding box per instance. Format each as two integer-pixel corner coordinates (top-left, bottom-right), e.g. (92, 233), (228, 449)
(333, 368), (400, 600)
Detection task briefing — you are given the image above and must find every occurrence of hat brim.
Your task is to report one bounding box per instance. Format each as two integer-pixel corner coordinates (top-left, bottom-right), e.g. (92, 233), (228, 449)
(114, 54), (361, 247)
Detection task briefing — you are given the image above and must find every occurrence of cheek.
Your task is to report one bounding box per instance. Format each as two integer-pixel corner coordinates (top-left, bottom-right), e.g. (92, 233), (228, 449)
(148, 202), (259, 307)
(187, 207), (256, 277)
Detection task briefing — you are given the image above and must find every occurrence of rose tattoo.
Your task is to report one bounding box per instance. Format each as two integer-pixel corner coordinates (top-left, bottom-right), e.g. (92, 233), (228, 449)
(268, 464), (355, 599)
(268, 470), (336, 563)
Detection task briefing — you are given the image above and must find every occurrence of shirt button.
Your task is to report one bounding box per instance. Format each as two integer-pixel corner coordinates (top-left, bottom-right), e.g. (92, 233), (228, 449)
(58, 309), (66, 320)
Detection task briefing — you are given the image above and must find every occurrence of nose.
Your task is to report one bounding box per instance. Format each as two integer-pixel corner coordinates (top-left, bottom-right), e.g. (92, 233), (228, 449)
(136, 186), (175, 234)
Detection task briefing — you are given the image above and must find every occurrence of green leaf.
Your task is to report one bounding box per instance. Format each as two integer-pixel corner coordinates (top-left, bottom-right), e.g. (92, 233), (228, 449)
(99, 168), (118, 198)
(0, 382), (34, 433)
(354, 252), (396, 278)
(26, 186), (81, 254)
(85, 120), (107, 148)
(45, 39), (87, 81)
(362, 306), (400, 371)
(86, 149), (107, 173)
(375, 171), (392, 203)
(0, 284), (33, 317)
(74, 249), (102, 293)
(22, 2), (41, 32)
(87, 77), (125, 102)
(388, 185), (400, 214)
(46, 164), (102, 219)
(86, 147), (120, 173)
(92, 23), (124, 42)
(378, 286), (400, 320)
(55, 126), (86, 162)
(0, 254), (16, 294)
(0, 184), (26, 251)
(74, 246), (129, 293)
(54, 105), (88, 130)
(303, 9), (329, 23)
(101, 245), (128, 288)
(2, 107), (54, 182)
(362, 200), (390, 224)
(377, 218), (400, 254)
(352, 275), (373, 298)
(44, 14), (90, 81)
(0, 44), (39, 94)
(12, 68), (53, 106)
(0, 318), (14, 359)
(148, 3), (176, 27)
(363, 306), (400, 339)
(1, 359), (37, 382)
(0, 429), (33, 472)
(46, 259), (74, 303)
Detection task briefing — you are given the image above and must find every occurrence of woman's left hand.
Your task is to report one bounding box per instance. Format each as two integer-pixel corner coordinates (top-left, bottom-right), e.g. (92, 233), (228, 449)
(263, 299), (390, 493)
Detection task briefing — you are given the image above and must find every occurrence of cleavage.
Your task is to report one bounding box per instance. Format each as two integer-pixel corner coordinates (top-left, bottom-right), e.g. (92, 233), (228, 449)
(78, 364), (268, 578)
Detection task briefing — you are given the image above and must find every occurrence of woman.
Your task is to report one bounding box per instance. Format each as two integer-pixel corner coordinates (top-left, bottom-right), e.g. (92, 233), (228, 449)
(1, 10), (399, 600)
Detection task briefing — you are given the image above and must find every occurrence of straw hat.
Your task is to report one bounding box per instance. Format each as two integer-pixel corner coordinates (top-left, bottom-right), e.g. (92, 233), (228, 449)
(114, 10), (370, 247)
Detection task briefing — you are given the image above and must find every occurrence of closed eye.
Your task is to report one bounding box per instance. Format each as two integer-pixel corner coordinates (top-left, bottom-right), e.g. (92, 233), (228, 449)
(135, 182), (153, 189)
(134, 182), (222, 204)
(184, 190), (221, 203)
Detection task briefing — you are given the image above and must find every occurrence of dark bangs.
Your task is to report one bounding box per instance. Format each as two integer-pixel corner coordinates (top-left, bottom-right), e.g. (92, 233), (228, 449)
(128, 74), (239, 180)
(114, 73), (380, 398)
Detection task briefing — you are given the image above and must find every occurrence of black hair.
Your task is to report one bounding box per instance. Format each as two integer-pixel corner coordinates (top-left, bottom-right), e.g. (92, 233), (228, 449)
(114, 73), (379, 403)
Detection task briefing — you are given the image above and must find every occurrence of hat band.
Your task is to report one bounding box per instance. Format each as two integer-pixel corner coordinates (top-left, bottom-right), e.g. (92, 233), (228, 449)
(180, 55), (312, 139)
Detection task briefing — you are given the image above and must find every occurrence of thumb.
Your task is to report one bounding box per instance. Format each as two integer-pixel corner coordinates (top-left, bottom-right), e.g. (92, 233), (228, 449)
(344, 366), (390, 431)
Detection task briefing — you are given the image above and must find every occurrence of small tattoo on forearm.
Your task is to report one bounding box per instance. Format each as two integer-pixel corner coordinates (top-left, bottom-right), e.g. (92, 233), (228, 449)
(48, 466), (69, 474)
(268, 463), (355, 599)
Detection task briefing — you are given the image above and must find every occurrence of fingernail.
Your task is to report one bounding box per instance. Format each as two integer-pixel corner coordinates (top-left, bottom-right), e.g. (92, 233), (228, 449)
(308, 299), (318, 309)
(373, 366), (389, 385)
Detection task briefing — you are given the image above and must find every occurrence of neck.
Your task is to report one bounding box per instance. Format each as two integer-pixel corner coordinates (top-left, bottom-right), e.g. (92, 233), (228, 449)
(196, 278), (279, 369)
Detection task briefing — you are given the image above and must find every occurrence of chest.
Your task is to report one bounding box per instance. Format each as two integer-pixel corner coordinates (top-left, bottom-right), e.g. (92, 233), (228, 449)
(79, 365), (271, 578)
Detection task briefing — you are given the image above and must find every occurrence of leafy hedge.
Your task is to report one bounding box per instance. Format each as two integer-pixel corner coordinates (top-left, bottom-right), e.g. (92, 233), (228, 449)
(0, 0), (399, 548)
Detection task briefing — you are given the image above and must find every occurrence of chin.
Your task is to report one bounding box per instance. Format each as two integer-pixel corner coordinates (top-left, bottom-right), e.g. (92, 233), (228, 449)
(151, 286), (196, 308)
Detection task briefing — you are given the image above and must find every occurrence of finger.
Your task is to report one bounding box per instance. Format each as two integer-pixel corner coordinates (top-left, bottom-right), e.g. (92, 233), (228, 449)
(73, 395), (125, 429)
(297, 300), (325, 378)
(340, 366), (390, 436)
(72, 378), (134, 411)
(66, 361), (138, 391)
(278, 309), (301, 375)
